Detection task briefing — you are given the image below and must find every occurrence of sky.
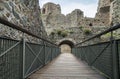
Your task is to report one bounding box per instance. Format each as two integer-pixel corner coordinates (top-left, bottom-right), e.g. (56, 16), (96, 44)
(39, 0), (99, 18)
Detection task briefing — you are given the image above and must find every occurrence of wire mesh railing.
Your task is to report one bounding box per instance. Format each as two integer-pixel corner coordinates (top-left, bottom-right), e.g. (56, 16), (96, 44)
(0, 18), (60, 79)
(72, 24), (120, 79)
(0, 38), (23, 79)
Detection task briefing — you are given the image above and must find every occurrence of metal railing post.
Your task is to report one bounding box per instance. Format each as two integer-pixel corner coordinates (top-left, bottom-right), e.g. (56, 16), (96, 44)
(0, 15), (60, 79)
(22, 34), (26, 79)
(51, 47), (53, 61)
(110, 30), (119, 79)
(112, 40), (119, 79)
(43, 41), (46, 65)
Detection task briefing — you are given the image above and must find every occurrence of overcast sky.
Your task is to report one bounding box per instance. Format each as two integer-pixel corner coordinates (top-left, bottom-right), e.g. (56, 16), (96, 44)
(39, 0), (99, 18)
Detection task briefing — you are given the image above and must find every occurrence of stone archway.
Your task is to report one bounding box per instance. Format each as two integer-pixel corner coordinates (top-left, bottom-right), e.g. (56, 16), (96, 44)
(56, 38), (76, 53)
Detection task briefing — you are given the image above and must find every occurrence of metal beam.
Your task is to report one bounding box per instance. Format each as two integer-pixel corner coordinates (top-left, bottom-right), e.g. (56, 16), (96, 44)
(76, 24), (120, 46)
(0, 18), (58, 46)
(112, 40), (119, 79)
(25, 44), (44, 75)
(0, 42), (20, 57)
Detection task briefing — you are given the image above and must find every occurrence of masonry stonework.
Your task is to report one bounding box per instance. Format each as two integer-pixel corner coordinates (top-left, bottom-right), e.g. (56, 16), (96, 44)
(41, 2), (110, 43)
(0, 0), (47, 43)
(0, 0), (119, 43)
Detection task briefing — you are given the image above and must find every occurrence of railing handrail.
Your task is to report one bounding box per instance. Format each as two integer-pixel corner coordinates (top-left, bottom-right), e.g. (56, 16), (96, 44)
(0, 18), (58, 46)
(76, 24), (120, 46)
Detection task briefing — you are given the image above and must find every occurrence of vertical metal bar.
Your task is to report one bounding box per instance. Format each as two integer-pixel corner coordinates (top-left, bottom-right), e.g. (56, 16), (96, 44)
(43, 41), (46, 65)
(110, 30), (119, 79)
(110, 31), (114, 79)
(112, 40), (119, 79)
(0, 39), (1, 54)
(51, 47), (52, 61)
(22, 36), (25, 79)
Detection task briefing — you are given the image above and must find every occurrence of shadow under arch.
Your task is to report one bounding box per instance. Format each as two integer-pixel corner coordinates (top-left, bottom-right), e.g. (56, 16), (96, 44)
(58, 40), (75, 48)
(57, 39), (76, 53)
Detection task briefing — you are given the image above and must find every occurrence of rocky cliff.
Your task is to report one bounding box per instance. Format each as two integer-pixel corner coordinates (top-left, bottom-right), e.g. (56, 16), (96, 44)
(0, 0), (47, 42)
(110, 0), (120, 25)
(95, 0), (110, 26)
(96, 0), (120, 26)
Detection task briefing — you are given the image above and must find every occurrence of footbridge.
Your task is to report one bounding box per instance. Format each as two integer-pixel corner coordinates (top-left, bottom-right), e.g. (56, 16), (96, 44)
(0, 18), (120, 79)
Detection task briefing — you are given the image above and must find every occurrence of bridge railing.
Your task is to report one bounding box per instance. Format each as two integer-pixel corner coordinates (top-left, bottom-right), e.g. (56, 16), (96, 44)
(0, 18), (60, 79)
(72, 24), (120, 79)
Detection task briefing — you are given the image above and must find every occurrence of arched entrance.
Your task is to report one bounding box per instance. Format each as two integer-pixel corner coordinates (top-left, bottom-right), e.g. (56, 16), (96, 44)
(60, 44), (71, 53)
(57, 38), (75, 53)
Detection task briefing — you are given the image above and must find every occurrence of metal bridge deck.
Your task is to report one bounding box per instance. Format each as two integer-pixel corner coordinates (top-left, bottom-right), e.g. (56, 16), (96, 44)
(28, 53), (107, 79)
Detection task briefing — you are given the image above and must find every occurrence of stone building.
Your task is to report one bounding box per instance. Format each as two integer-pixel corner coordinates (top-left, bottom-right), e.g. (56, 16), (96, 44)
(66, 9), (84, 27)
(0, 0), (119, 43)
(42, 2), (61, 14)
(41, 2), (66, 35)
(41, 2), (109, 43)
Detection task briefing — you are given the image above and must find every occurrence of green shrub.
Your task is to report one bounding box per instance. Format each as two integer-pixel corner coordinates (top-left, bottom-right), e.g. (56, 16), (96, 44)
(54, 29), (69, 37)
(51, 31), (55, 35)
(69, 30), (74, 34)
(79, 26), (83, 30)
(61, 31), (68, 37)
(56, 30), (62, 35)
(83, 28), (92, 35)
(104, 33), (111, 37)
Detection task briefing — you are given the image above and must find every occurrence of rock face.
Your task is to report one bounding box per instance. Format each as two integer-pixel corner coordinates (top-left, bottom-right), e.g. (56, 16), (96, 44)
(41, 0), (120, 43)
(96, 0), (120, 25)
(110, 0), (120, 25)
(41, 3), (66, 34)
(95, 0), (110, 26)
(0, 0), (119, 43)
(41, 2), (108, 43)
(97, 0), (110, 9)
(42, 2), (61, 14)
(0, 0), (47, 42)
(66, 9), (84, 27)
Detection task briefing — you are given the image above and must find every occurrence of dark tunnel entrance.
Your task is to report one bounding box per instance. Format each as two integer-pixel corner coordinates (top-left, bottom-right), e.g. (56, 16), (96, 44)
(58, 40), (75, 53)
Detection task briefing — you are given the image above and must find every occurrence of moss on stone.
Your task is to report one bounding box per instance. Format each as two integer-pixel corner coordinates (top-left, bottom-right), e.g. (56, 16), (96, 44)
(83, 28), (92, 35)
(61, 31), (68, 37)
(56, 29), (62, 35)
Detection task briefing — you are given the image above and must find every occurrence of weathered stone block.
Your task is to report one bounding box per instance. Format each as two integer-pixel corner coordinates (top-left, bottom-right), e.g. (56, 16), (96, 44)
(4, 2), (11, 11)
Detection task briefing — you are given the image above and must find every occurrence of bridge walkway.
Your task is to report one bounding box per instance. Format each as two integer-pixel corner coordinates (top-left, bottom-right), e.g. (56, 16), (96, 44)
(28, 53), (106, 79)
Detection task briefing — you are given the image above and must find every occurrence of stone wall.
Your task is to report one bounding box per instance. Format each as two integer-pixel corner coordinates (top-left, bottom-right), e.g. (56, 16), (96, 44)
(50, 26), (107, 43)
(1, 0), (119, 43)
(110, 0), (120, 25)
(41, 3), (66, 34)
(97, 0), (120, 26)
(97, 0), (110, 9)
(42, 2), (61, 14)
(66, 9), (84, 27)
(95, 0), (110, 26)
(0, 0), (47, 43)
(41, 2), (109, 43)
